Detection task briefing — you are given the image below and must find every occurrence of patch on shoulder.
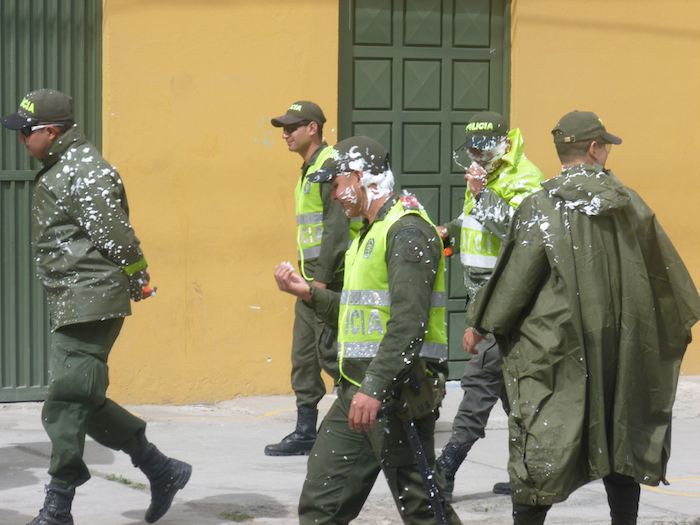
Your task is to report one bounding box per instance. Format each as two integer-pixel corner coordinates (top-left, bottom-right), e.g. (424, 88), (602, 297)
(400, 194), (421, 210)
(396, 228), (427, 263)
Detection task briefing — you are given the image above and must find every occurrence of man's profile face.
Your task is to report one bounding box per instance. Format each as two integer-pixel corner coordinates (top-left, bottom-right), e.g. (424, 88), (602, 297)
(19, 125), (57, 161)
(283, 121), (312, 154)
(331, 171), (364, 218)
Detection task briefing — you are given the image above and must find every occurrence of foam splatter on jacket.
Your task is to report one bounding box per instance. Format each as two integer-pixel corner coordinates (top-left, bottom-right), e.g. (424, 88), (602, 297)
(468, 163), (700, 505)
(32, 125), (145, 329)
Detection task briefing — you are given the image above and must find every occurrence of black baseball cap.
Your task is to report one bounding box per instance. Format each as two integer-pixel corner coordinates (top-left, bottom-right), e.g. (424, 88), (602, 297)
(552, 111), (622, 145)
(463, 111), (509, 149)
(1, 89), (73, 130)
(308, 136), (390, 183)
(271, 100), (326, 127)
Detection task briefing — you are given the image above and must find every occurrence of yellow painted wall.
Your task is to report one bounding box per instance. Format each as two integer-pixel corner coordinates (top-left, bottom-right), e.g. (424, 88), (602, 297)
(102, 0), (340, 403)
(510, 0), (700, 373)
(102, 0), (700, 404)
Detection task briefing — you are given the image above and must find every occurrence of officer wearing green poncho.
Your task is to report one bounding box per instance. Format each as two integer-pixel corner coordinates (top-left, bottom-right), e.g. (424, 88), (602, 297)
(274, 136), (462, 524)
(464, 111), (700, 524)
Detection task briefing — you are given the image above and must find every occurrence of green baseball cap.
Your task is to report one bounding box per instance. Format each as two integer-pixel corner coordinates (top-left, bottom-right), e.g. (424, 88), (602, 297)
(552, 110), (622, 144)
(308, 136), (390, 183)
(1, 88), (73, 130)
(463, 111), (509, 148)
(271, 100), (326, 127)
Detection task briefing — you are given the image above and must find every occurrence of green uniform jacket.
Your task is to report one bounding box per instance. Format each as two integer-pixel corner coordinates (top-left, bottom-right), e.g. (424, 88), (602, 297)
(310, 195), (449, 400)
(468, 164), (700, 506)
(32, 126), (144, 330)
(299, 144), (351, 284)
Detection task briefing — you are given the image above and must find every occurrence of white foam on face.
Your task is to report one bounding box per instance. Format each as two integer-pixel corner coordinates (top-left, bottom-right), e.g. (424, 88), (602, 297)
(335, 178), (360, 217)
(336, 144), (395, 213)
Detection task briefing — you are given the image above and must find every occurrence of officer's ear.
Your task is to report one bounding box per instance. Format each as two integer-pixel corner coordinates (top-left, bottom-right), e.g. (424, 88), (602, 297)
(46, 125), (63, 142)
(307, 121), (318, 137)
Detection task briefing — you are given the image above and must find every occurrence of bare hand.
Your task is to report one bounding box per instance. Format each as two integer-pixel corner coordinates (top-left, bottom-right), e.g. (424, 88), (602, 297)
(274, 262), (311, 302)
(311, 281), (327, 290)
(465, 162), (487, 196)
(436, 225), (448, 239)
(463, 327), (485, 355)
(348, 392), (382, 432)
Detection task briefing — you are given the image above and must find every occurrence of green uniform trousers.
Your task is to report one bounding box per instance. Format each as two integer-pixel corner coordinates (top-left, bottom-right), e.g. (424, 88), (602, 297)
(291, 295), (339, 408)
(298, 382), (462, 525)
(451, 336), (508, 448)
(43, 318), (147, 488)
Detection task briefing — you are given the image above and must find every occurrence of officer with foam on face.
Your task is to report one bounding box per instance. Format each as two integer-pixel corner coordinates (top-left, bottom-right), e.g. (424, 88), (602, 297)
(435, 111), (543, 500)
(274, 136), (462, 525)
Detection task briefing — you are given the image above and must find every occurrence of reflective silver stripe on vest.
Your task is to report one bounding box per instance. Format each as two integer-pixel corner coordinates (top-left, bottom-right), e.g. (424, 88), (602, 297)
(299, 245), (322, 259)
(343, 341), (448, 360)
(460, 251), (498, 269)
(340, 289), (391, 306)
(419, 341), (448, 361)
(431, 291), (447, 308)
(339, 289), (446, 308)
(297, 212), (323, 225)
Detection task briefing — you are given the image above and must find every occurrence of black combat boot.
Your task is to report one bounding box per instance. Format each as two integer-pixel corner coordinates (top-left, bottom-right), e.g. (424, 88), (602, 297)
(436, 441), (468, 502)
(264, 406), (317, 456)
(27, 483), (75, 525)
(135, 444), (192, 523)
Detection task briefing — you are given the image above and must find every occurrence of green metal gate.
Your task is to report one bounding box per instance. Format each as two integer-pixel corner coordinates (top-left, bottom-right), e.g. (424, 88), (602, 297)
(0, 0), (102, 402)
(339, 0), (510, 379)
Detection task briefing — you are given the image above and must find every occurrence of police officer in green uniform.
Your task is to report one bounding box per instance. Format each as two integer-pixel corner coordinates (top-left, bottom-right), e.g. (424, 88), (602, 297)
(274, 136), (462, 524)
(436, 111), (543, 499)
(1, 89), (191, 525)
(267, 101), (360, 456)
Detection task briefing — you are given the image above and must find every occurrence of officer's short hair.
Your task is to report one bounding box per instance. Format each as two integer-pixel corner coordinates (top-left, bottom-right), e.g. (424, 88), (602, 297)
(555, 136), (602, 164)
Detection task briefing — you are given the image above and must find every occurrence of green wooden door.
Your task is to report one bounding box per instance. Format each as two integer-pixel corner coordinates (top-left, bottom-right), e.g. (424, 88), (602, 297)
(0, 0), (102, 402)
(339, 0), (510, 379)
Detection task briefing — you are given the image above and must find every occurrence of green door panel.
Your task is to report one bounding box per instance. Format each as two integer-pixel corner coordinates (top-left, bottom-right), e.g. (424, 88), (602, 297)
(339, 0), (510, 379)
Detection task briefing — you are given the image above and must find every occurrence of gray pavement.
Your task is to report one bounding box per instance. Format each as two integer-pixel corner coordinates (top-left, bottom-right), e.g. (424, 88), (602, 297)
(1, 377), (699, 525)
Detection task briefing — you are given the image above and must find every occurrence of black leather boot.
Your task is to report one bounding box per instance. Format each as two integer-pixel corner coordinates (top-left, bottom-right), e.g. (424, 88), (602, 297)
(26, 483), (75, 525)
(264, 406), (317, 456)
(135, 444), (192, 523)
(436, 441), (468, 502)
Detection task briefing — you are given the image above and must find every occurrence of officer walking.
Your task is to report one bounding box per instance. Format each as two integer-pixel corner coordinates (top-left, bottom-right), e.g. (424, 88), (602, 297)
(267, 101), (359, 456)
(436, 111), (543, 499)
(465, 111), (700, 524)
(1, 89), (191, 525)
(274, 136), (462, 524)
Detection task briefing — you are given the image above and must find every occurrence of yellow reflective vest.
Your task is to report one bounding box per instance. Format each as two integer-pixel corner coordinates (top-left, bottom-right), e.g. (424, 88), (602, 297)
(295, 146), (362, 280)
(460, 128), (543, 270)
(337, 198), (448, 386)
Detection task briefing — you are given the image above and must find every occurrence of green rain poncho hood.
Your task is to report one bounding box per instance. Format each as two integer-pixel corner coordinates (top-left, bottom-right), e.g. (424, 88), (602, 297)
(468, 163), (700, 506)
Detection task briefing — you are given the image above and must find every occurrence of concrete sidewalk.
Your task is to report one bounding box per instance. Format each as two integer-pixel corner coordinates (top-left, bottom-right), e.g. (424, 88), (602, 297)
(1, 378), (699, 525)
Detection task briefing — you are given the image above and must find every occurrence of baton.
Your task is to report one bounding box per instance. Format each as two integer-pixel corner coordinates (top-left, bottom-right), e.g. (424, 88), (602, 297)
(379, 406), (448, 525)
